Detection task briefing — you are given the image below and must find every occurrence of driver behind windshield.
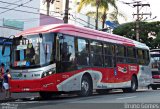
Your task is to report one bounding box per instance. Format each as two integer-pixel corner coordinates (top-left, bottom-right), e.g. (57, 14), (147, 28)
(25, 43), (35, 65)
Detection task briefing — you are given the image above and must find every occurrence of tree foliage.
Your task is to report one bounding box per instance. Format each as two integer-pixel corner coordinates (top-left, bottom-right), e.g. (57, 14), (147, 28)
(77, 0), (118, 28)
(113, 21), (160, 49)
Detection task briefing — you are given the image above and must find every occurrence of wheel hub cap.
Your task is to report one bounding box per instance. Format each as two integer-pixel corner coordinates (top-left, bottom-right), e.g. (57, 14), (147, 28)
(82, 81), (89, 92)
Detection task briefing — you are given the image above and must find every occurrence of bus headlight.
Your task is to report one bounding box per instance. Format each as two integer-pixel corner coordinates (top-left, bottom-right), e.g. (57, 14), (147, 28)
(41, 68), (55, 78)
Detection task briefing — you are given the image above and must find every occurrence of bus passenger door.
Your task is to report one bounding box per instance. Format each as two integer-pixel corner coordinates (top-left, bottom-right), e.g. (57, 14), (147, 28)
(103, 44), (117, 84)
(55, 34), (78, 91)
(114, 46), (129, 83)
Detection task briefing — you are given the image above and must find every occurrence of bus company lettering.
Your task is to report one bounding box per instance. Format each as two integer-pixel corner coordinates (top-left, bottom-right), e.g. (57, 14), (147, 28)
(118, 66), (127, 73)
(97, 84), (108, 89)
(129, 65), (138, 71)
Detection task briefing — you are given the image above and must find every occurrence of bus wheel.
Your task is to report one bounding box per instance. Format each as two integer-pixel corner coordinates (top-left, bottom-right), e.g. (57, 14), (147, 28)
(122, 88), (129, 93)
(129, 76), (137, 92)
(78, 75), (92, 97)
(123, 76), (137, 93)
(39, 92), (53, 99)
(151, 86), (157, 90)
(96, 89), (109, 95)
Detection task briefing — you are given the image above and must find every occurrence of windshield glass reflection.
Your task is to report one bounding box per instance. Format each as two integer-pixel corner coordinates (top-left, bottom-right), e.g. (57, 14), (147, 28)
(11, 33), (55, 69)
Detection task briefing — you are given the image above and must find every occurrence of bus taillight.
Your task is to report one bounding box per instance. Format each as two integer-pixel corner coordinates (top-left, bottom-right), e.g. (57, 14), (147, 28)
(152, 65), (158, 68)
(152, 75), (160, 79)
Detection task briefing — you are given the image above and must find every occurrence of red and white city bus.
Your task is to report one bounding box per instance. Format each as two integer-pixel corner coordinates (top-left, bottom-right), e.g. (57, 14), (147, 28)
(9, 24), (152, 99)
(150, 49), (160, 90)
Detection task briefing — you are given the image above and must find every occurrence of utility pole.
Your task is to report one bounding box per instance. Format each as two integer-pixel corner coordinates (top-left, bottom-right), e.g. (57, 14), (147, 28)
(64, 0), (69, 23)
(132, 1), (151, 41)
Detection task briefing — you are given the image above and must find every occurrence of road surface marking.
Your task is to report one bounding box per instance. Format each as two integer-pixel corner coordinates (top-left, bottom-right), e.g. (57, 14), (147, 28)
(9, 101), (39, 104)
(116, 96), (137, 100)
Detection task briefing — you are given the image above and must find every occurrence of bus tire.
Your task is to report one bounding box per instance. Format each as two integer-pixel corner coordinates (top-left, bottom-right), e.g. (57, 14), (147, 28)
(122, 88), (129, 93)
(151, 86), (157, 90)
(123, 76), (137, 93)
(78, 75), (93, 97)
(39, 92), (54, 99)
(96, 89), (110, 95)
(129, 76), (137, 92)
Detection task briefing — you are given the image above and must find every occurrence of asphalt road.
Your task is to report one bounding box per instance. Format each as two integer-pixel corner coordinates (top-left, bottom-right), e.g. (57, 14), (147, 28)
(1, 89), (160, 109)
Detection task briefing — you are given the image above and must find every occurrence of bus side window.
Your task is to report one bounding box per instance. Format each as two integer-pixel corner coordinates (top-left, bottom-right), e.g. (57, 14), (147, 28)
(144, 50), (150, 65)
(103, 43), (114, 67)
(90, 41), (103, 67)
(116, 45), (126, 63)
(58, 35), (76, 72)
(76, 38), (89, 66)
(127, 47), (137, 64)
(137, 49), (145, 65)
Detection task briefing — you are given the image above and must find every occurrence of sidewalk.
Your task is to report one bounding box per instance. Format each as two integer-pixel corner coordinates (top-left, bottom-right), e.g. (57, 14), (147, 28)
(0, 91), (39, 103)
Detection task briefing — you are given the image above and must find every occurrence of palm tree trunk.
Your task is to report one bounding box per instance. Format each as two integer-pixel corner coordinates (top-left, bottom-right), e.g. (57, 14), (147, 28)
(47, 1), (50, 15)
(102, 13), (107, 29)
(102, 20), (105, 29)
(95, 0), (100, 30)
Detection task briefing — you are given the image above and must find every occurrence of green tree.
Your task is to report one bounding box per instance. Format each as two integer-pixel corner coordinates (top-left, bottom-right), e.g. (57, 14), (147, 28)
(43, 0), (55, 15)
(77, 0), (118, 29)
(113, 21), (160, 49)
(152, 32), (160, 49)
(86, 9), (126, 28)
(113, 22), (135, 38)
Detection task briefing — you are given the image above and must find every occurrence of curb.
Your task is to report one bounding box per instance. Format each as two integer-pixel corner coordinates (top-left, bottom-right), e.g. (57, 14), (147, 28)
(0, 98), (16, 103)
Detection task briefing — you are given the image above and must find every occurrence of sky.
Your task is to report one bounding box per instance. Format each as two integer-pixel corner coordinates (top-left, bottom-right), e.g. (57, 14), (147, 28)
(116, 0), (160, 23)
(40, 0), (160, 24)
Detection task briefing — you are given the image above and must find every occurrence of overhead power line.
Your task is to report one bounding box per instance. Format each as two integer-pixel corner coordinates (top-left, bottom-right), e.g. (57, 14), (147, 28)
(132, 1), (151, 41)
(70, 14), (95, 28)
(0, 0), (98, 29)
(4, 0), (22, 8)
(0, 6), (64, 21)
(0, 0), (59, 14)
(0, 0), (34, 15)
(0, 7), (95, 28)
(0, 6), (40, 15)
(118, 0), (152, 41)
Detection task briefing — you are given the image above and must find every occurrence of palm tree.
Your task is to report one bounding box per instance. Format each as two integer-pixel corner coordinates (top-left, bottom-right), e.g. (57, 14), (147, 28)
(86, 9), (127, 28)
(77, 0), (118, 29)
(43, 0), (55, 15)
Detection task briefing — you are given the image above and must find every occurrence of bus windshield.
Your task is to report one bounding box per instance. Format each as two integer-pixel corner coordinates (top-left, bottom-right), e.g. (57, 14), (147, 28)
(11, 32), (55, 69)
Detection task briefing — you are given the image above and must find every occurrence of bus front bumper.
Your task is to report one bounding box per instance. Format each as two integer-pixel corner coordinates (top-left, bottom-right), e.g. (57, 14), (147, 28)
(9, 79), (58, 93)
